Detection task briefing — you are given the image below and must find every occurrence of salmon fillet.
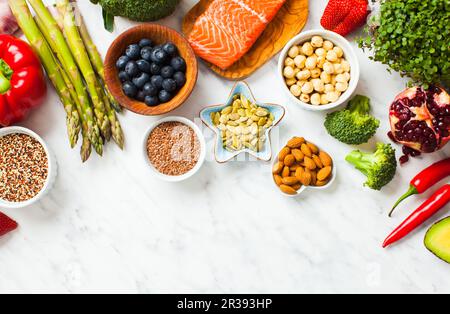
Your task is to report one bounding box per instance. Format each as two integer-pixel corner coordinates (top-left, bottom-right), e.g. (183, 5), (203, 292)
(188, 0), (287, 70)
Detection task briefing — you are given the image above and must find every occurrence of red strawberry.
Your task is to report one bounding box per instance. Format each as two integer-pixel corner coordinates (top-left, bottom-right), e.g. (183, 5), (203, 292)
(321, 0), (369, 36)
(0, 212), (18, 237)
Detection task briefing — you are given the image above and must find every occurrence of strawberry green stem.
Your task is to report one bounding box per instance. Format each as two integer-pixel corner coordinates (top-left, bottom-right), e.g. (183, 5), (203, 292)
(0, 59), (13, 94)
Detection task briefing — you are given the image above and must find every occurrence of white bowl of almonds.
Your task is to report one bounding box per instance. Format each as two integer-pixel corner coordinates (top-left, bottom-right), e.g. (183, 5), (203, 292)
(278, 30), (360, 111)
(0, 126), (57, 209)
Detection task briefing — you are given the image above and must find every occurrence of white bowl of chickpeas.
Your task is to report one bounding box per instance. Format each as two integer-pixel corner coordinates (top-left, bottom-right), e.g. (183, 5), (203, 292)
(278, 30), (360, 111)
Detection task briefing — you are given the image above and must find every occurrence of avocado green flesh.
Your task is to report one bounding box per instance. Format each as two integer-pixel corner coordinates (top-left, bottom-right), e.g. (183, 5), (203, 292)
(425, 217), (450, 264)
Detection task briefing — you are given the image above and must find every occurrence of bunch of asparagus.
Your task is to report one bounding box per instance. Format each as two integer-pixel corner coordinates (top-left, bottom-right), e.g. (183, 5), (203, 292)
(8, 0), (124, 162)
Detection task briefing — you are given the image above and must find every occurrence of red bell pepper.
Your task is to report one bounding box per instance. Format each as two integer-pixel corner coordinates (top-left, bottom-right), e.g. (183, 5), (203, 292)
(0, 34), (47, 126)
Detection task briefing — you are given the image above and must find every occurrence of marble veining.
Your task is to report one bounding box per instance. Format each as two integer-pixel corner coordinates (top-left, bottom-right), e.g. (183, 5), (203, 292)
(0, 0), (449, 293)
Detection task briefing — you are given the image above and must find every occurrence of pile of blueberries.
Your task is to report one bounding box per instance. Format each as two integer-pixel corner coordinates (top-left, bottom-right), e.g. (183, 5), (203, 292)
(116, 39), (187, 106)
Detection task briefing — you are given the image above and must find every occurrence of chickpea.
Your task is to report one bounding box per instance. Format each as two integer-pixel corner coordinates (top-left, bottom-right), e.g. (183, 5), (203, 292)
(296, 80), (307, 88)
(326, 50), (338, 62)
(323, 62), (334, 74)
(330, 74), (337, 85)
(301, 82), (314, 94)
(335, 73), (347, 83)
(320, 71), (331, 84)
(285, 78), (297, 86)
(296, 69), (311, 81)
(283, 66), (295, 79)
(301, 42), (314, 56)
(323, 40), (334, 51)
(326, 91), (340, 103)
(294, 55), (306, 68)
(305, 55), (318, 69)
(294, 67), (300, 75)
(336, 81), (349, 92)
(290, 84), (302, 97)
(334, 63), (344, 74)
(316, 56), (326, 68)
(342, 72), (351, 82)
(320, 94), (329, 105)
(324, 84), (335, 93)
(288, 45), (300, 58)
(333, 46), (344, 58)
(341, 60), (351, 72)
(311, 93), (321, 105)
(284, 57), (295, 67)
(311, 36), (324, 48)
(300, 93), (310, 103)
(310, 68), (321, 79)
(315, 48), (327, 57)
(312, 79), (325, 93)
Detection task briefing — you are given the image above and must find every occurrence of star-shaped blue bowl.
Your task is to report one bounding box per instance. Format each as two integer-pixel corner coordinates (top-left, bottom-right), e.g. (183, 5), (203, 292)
(200, 81), (285, 163)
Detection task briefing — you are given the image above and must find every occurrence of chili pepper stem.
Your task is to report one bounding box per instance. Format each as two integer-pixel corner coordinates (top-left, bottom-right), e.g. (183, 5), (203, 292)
(0, 60), (12, 94)
(389, 185), (418, 217)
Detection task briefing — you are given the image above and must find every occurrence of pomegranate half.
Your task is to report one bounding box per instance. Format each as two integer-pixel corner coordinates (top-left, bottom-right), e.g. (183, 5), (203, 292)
(388, 86), (450, 164)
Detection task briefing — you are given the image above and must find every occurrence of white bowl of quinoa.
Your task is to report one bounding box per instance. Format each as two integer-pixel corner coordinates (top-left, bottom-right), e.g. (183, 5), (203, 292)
(143, 116), (206, 182)
(0, 126), (57, 208)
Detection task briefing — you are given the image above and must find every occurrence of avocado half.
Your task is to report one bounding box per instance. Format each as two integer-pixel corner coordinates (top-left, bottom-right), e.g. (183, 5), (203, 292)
(424, 217), (450, 264)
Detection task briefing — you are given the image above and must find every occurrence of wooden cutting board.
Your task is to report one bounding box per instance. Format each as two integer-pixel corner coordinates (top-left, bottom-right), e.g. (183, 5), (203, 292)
(182, 0), (309, 80)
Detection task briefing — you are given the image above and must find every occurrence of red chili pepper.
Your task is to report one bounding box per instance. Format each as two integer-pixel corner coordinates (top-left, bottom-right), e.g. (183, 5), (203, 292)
(383, 184), (450, 248)
(390, 158), (450, 216)
(0, 34), (47, 126)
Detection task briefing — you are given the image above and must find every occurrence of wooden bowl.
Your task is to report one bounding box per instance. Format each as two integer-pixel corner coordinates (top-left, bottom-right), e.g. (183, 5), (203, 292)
(104, 24), (198, 116)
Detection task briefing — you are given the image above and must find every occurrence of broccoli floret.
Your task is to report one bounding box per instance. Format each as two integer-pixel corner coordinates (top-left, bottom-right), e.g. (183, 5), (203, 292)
(345, 143), (397, 191)
(324, 95), (380, 145)
(92, 0), (180, 23)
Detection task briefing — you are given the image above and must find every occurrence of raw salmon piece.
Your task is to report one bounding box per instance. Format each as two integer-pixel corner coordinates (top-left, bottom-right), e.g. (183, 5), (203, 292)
(188, 0), (287, 70)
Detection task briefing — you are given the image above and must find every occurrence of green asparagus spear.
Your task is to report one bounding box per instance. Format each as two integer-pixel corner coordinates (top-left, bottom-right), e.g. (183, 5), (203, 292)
(27, 0), (103, 154)
(8, 0), (80, 147)
(55, 0), (112, 141)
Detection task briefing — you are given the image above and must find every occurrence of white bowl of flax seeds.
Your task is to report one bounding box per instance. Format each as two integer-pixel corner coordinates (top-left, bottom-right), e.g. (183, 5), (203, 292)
(0, 126), (57, 208)
(143, 116), (206, 182)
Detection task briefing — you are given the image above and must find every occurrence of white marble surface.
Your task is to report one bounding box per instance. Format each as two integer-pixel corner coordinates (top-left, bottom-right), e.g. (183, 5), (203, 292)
(1, 0), (449, 294)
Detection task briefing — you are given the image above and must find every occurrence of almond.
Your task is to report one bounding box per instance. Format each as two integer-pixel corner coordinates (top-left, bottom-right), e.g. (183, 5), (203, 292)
(282, 166), (290, 178)
(287, 137), (305, 148)
(307, 142), (319, 154)
(304, 156), (317, 170)
(300, 143), (312, 157)
(295, 166), (305, 181)
(300, 171), (312, 186)
(278, 146), (291, 161)
(272, 161), (284, 174)
(284, 154), (296, 167)
(310, 170), (317, 186)
(315, 180), (328, 187)
(280, 184), (297, 195)
(317, 166), (332, 181)
(282, 176), (299, 186)
(291, 149), (304, 162)
(291, 183), (302, 191)
(312, 154), (324, 168)
(290, 164), (300, 171)
(319, 151), (333, 167)
(273, 175), (283, 186)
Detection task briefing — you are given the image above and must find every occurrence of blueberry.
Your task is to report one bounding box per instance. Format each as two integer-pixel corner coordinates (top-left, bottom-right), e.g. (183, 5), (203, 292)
(159, 90), (173, 103)
(151, 48), (169, 65)
(122, 81), (137, 98)
(162, 78), (177, 93)
(125, 61), (140, 77)
(150, 75), (164, 89)
(171, 56), (186, 72)
(139, 38), (153, 48)
(116, 55), (129, 70)
(162, 42), (178, 57)
(140, 46), (153, 62)
(173, 71), (186, 88)
(150, 63), (161, 75)
(118, 71), (130, 82)
(161, 66), (175, 78)
(136, 90), (146, 102)
(125, 44), (141, 60)
(136, 59), (151, 73)
(145, 95), (160, 107)
(132, 72), (150, 89)
(143, 82), (158, 96)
